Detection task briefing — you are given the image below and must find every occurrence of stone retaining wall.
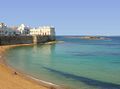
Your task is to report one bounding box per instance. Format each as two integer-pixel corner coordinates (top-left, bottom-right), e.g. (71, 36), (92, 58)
(0, 35), (55, 45)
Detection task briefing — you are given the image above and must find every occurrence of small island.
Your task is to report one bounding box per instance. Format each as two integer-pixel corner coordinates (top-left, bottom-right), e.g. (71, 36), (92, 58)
(65, 36), (108, 40)
(79, 36), (106, 40)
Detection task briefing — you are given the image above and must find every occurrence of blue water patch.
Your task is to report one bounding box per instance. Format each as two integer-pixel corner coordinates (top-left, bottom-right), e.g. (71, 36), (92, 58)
(110, 61), (120, 64)
(70, 51), (120, 57)
(70, 52), (96, 56)
(43, 66), (120, 89)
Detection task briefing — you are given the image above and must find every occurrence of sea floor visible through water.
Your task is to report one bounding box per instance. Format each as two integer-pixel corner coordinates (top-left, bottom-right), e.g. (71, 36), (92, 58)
(5, 36), (120, 89)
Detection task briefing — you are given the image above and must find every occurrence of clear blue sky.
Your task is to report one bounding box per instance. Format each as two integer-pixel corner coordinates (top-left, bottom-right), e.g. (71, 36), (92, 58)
(0, 0), (120, 36)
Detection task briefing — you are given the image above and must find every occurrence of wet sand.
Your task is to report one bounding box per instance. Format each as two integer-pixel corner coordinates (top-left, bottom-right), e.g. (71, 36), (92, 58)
(0, 45), (54, 89)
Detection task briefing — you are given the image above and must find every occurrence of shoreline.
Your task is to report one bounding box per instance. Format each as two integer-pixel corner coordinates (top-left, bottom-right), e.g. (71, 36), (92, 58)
(0, 44), (67, 89)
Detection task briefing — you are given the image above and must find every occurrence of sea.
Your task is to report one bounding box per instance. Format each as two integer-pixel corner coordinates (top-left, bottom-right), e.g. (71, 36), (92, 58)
(5, 36), (120, 89)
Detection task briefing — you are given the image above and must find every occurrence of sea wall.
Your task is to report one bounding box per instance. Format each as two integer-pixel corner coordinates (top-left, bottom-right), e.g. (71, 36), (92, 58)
(36, 35), (55, 43)
(0, 35), (55, 45)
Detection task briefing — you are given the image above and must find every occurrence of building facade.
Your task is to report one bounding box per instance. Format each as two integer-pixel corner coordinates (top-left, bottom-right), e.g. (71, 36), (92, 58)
(17, 24), (30, 35)
(30, 26), (55, 36)
(0, 23), (18, 36)
(0, 23), (55, 37)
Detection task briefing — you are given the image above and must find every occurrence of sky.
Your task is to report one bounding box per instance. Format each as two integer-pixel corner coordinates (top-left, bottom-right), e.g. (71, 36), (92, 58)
(0, 0), (120, 36)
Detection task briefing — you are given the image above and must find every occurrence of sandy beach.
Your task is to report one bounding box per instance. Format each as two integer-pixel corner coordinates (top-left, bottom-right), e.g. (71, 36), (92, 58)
(0, 45), (49, 89)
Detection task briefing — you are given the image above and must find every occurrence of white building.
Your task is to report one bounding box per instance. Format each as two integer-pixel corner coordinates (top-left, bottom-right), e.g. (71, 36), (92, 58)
(17, 24), (30, 35)
(0, 23), (18, 36)
(0, 23), (7, 28)
(30, 26), (55, 36)
(0, 23), (55, 37)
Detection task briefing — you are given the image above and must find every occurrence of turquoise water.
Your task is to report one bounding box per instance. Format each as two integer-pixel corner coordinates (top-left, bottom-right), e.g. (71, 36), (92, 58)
(5, 36), (120, 89)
